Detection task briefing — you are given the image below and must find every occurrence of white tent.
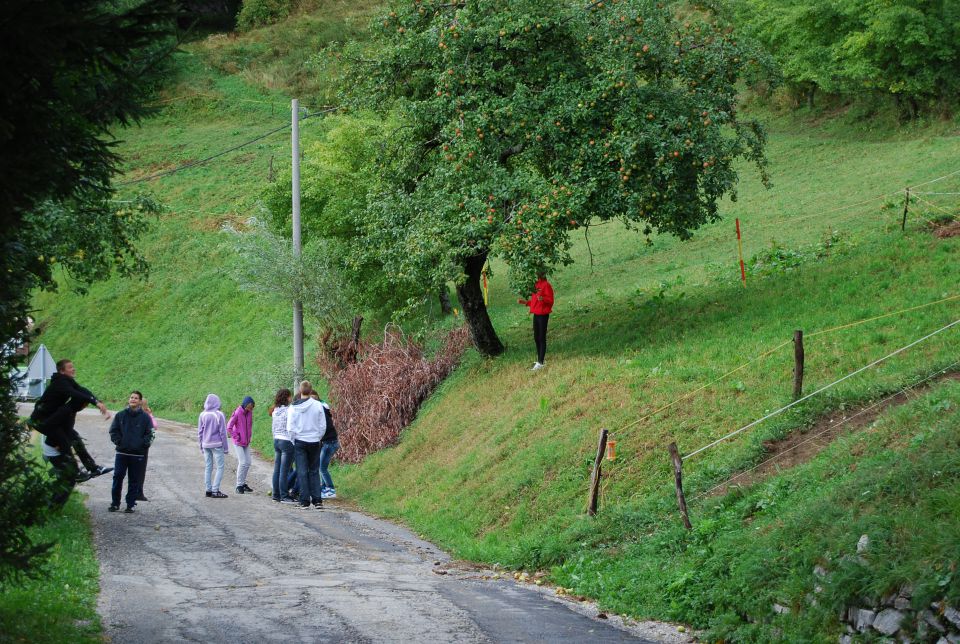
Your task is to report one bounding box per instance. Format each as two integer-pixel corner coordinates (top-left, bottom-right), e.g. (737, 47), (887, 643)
(26, 344), (56, 398)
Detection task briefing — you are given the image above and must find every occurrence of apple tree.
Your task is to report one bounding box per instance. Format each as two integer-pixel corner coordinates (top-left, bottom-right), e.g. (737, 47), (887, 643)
(339, 0), (768, 356)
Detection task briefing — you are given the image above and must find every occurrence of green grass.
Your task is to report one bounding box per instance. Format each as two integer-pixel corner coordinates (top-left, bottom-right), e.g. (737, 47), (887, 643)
(29, 3), (960, 639)
(0, 492), (102, 644)
(552, 378), (960, 641)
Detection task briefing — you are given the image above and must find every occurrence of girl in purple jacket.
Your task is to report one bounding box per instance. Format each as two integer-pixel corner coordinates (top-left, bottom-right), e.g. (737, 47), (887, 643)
(227, 396), (255, 495)
(198, 393), (229, 498)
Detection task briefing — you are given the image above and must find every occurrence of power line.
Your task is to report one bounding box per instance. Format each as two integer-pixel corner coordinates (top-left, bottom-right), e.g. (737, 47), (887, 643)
(115, 106), (338, 187)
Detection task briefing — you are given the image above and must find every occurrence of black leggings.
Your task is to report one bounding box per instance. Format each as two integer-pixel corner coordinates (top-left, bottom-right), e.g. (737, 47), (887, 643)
(533, 314), (549, 364)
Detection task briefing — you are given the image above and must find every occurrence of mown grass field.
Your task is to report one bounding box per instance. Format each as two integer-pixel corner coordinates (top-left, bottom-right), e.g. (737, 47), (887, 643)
(29, 3), (960, 639)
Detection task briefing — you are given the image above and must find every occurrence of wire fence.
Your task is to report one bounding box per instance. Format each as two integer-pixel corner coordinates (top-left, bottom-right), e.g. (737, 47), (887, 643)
(606, 292), (960, 441)
(682, 317), (959, 460)
(587, 319), (959, 529)
(686, 357), (960, 504)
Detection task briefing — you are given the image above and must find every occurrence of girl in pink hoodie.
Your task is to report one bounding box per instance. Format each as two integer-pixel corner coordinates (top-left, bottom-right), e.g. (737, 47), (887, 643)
(198, 393), (229, 498)
(227, 395), (255, 495)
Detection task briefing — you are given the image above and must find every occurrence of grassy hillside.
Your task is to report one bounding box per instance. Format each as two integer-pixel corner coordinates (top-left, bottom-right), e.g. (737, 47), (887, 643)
(32, 1), (380, 434)
(30, 3), (960, 640)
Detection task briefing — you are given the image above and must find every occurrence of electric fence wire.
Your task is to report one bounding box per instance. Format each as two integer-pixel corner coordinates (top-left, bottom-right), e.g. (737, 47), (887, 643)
(681, 317), (960, 461)
(686, 357), (960, 505)
(911, 193), (958, 220)
(609, 292), (960, 438)
(910, 167), (960, 189)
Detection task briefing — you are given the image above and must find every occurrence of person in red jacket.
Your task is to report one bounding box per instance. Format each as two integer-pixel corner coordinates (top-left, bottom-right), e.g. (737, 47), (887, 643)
(517, 272), (554, 371)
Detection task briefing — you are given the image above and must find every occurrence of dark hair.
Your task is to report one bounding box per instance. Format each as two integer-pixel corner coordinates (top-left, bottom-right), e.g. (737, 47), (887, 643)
(130, 390), (143, 399)
(56, 359), (72, 372)
(274, 388), (292, 407)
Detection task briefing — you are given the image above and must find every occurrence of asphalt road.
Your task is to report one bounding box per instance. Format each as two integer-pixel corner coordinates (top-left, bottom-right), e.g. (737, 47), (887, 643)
(56, 407), (685, 643)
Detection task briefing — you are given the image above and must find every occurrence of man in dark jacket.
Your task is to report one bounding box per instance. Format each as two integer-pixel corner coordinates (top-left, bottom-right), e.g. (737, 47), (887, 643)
(108, 390), (154, 513)
(30, 359), (112, 481)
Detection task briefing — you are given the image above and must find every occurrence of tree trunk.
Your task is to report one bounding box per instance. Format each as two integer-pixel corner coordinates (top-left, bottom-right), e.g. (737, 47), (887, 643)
(455, 252), (504, 357)
(438, 286), (452, 315)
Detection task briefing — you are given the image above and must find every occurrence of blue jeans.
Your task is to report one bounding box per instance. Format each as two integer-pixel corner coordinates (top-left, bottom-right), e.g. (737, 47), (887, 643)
(112, 453), (146, 509)
(319, 440), (340, 491)
(203, 447), (225, 492)
(272, 439), (294, 500)
(293, 440), (323, 506)
(286, 467), (297, 496)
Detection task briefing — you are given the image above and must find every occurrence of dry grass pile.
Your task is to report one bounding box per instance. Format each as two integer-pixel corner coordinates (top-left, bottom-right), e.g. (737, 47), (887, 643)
(322, 326), (471, 463)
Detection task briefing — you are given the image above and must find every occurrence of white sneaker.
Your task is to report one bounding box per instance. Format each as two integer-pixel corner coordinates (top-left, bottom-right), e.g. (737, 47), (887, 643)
(531, 362), (543, 371)
(322, 489), (337, 499)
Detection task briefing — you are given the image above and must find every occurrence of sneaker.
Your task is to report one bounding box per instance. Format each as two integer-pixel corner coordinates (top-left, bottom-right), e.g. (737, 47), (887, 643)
(236, 486), (245, 495)
(205, 490), (213, 497)
(296, 503), (312, 510)
(74, 471), (94, 484)
(242, 483), (254, 493)
(209, 491), (228, 499)
(136, 494), (149, 502)
(531, 362), (543, 371)
(280, 497), (297, 505)
(321, 489), (337, 499)
(108, 505), (119, 512)
(123, 506), (135, 513)
(90, 465), (114, 478)
(272, 497), (281, 503)
(313, 502), (323, 510)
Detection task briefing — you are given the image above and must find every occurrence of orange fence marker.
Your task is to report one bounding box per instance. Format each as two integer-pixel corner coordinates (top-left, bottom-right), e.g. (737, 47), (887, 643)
(736, 218), (747, 287)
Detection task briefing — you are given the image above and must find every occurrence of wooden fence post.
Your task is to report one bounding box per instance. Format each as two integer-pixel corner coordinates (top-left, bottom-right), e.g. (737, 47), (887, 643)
(668, 442), (692, 530)
(587, 428), (608, 517)
(793, 329), (805, 400)
(901, 188), (910, 231)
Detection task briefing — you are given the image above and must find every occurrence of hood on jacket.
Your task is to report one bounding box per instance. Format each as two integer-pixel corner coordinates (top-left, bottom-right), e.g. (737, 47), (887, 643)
(289, 397), (321, 414)
(204, 393), (221, 411)
(241, 395), (254, 409)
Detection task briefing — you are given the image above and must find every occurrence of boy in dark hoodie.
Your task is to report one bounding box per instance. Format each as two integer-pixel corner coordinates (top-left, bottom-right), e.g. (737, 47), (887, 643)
(108, 390), (154, 513)
(29, 359), (113, 481)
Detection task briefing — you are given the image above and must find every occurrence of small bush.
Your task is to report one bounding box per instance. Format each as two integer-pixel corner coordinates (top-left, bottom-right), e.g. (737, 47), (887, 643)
(236, 0), (291, 32)
(321, 326), (471, 463)
(746, 230), (853, 278)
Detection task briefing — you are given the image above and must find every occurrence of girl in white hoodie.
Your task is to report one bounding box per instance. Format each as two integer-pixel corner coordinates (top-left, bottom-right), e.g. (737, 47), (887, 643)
(285, 381), (326, 509)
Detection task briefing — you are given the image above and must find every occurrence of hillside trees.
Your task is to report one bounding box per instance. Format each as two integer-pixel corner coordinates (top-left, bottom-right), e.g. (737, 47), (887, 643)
(734, 0), (960, 114)
(0, 0), (177, 578)
(330, 0), (767, 355)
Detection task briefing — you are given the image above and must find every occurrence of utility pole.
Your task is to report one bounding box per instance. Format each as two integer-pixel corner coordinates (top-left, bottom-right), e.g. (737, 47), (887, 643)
(292, 99), (304, 390)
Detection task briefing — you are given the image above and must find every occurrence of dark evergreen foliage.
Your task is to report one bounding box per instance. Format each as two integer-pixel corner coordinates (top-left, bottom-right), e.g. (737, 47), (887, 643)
(0, 0), (178, 580)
